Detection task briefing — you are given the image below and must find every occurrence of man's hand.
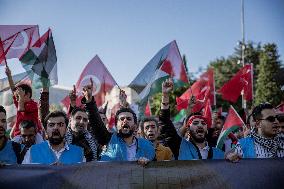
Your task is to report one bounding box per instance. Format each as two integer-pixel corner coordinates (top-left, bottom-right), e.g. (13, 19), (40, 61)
(119, 90), (129, 108)
(50, 161), (62, 166)
(137, 157), (150, 167)
(82, 78), (93, 103)
(162, 78), (174, 95)
(69, 85), (77, 107)
(225, 151), (242, 163)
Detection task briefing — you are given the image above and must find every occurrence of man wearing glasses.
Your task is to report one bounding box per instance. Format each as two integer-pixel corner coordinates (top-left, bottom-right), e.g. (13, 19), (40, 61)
(236, 103), (284, 158)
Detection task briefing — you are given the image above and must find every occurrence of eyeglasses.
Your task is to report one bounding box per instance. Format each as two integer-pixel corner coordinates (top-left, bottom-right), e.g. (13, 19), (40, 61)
(259, 116), (279, 123)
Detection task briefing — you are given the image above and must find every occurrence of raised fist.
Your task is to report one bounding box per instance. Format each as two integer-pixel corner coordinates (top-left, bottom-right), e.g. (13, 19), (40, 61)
(162, 78), (174, 94)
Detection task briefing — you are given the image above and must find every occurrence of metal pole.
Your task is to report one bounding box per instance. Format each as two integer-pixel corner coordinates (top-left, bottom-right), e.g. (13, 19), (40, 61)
(241, 0), (246, 109)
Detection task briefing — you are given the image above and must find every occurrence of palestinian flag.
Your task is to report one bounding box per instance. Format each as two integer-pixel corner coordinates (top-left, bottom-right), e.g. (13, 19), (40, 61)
(128, 40), (188, 117)
(216, 106), (245, 150)
(20, 29), (57, 89)
(173, 109), (187, 123)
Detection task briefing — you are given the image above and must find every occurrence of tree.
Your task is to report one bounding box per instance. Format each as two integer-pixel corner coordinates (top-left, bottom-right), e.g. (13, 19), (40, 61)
(209, 57), (242, 111)
(255, 43), (283, 106)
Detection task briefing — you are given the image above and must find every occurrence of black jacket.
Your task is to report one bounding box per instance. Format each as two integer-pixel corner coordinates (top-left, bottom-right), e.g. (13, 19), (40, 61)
(158, 108), (182, 160)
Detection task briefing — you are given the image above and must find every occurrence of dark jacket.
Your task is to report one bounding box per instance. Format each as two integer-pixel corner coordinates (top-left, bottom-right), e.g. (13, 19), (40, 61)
(68, 97), (111, 161)
(158, 108), (182, 160)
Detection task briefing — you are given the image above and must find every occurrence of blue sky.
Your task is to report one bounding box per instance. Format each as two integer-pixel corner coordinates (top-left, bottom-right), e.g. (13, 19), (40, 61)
(0, 0), (283, 87)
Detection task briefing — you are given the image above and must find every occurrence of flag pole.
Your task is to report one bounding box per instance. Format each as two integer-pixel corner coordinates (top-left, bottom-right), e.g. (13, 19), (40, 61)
(241, 0), (246, 109)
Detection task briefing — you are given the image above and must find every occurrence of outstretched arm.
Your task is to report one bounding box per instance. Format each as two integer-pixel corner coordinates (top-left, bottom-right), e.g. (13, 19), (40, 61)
(5, 65), (16, 93)
(159, 78), (182, 159)
(81, 78), (112, 145)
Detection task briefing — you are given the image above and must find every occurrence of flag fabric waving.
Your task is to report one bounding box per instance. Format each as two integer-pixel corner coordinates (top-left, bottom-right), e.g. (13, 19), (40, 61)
(128, 40), (188, 117)
(0, 38), (7, 65)
(216, 106), (245, 150)
(20, 29), (57, 89)
(0, 25), (39, 60)
(176, 69), (215, 112)
(218, 64), (253, 103)
(203, 99), (212, 128)
(144, 100), (152, 116)
(61, 55), (117, 109)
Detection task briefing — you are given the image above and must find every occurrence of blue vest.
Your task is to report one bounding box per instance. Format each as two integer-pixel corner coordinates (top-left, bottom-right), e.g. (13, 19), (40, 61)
(0, 140), (18, 164)
(178, 139), (224, 160)
(30, 141), (84, 164)
(100, 134), (155, 161)
(239, 137), (256, 158)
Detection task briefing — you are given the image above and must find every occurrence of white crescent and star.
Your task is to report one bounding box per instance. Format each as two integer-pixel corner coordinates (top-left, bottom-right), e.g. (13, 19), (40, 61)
(10, 31), (29, 50)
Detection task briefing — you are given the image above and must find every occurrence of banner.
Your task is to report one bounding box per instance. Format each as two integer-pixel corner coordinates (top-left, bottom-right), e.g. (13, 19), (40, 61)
(0, 159), (283, 189)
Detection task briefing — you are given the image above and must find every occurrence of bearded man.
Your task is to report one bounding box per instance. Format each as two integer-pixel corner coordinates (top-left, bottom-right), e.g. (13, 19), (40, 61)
(22, 111), (84, 165)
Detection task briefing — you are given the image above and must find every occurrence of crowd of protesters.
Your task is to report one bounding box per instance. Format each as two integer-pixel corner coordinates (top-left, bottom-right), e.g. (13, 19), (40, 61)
(0, 66), (284, 166)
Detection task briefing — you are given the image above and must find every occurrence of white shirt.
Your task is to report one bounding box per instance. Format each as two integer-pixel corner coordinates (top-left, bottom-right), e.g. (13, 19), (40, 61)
(22, 141), (86, 164)
(126, 139), (137, 161)
(198, 142), (210, 159)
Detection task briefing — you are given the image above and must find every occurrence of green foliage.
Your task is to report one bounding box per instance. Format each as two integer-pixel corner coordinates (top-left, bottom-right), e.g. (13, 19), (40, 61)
(255, 43), (283, 106)
(209, 57), (242, 111)
(209, 42), (282, 111)
(150, 83), (190, 117)
(147, 42), (283, 116)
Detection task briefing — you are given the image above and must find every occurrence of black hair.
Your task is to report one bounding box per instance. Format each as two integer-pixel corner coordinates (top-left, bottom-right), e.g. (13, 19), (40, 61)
(0, 106), (6, 115)
(19, 120), (36, 130)
(44, 111), (69, 128)
(252, 102), (274, 121)
(115, 107), (137, 125)
(139, 116), (159, 131)
(16, 84), (32, 98)
(70, 107), (87, 117)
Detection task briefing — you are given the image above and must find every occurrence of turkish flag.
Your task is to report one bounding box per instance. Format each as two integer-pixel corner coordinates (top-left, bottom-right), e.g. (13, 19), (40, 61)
(176, 69), (215, 112)
(276, 103), (284, 113)
(218, 64), (253, 103)
(0, 25), (39, 61)
(0, 39), (7, 65)
(203, 100), (212, 128)
(61, 55), (117, 108)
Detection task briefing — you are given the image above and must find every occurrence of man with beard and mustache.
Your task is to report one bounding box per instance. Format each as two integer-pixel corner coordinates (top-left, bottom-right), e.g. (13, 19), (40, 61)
(229, 103), (284, 160)
(178, 114), (224, 160)
(158, 78), (223, 160)
(22, 111), (84, 164)
(207, 114), (225, 148)
(100, 107), (155, 164)
(0, 106), (23, 164)
(139, 117), (173, 161)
